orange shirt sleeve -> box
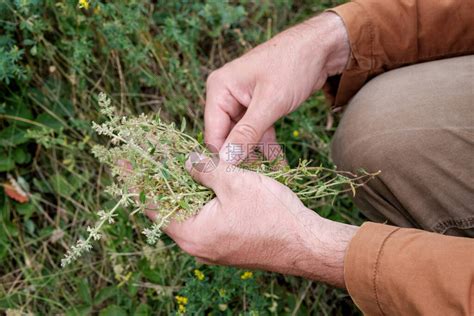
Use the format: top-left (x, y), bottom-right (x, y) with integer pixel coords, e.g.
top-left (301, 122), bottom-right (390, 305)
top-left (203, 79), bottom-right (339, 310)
top-left (344, 222), bottom-right (474, 315)
top-left (325, 0), bottom-right (474, 108)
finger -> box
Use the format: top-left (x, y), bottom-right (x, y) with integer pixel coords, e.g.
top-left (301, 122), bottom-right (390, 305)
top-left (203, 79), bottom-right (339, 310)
top-left (116, 159), bottom-right (139, 196)
top-left (195, 257), bottom-right (214, 265)
top-left (229, 121), bottom-right (287, 166)
top-left (161, 217), bottom-right (184, 238)
top-left (205, 77), bottom-right (245, 151)
top-left (259, 126), bottom-right (285, 162)
top-left (219, 89), bottom-right (282, 164)
top-left (162, 198), bottom-right (220, 261)
top-left (162, 198), bottom-right (218, 236)
top-left (116, 159), bottom-right (133, 177)
top-left (184, 153), bottom-right (233, 196)
top-left (145, 210), bottom-right (159, 222)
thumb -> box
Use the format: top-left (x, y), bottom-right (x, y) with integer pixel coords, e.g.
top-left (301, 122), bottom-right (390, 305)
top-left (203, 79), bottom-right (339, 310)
top-left (219, 92), bottom-right (282, 164)
top-left (185, 152), bottom-right (232, 196)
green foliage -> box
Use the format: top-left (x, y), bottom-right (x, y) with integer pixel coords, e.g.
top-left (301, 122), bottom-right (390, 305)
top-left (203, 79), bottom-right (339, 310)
top-left (0, 46), bottom-right (27, 83)
top-left (0, 0), bottom-right (357, 315)
top-left (177, 267), bottom-right (268, 314)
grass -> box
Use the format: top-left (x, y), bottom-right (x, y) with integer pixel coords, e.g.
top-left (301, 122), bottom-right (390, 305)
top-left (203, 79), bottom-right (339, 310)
top-left (0, 0), bottom-right (363, 314)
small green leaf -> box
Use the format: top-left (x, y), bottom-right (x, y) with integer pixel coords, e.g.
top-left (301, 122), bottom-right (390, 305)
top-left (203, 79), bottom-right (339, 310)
top-left (48, 174), bottom-right (73, 197)
top-left (179, 200), bottom-right (189, 210)
top-left (139, 191), bottom-right (147, 204)
top-left (24, 219), bottom-right (35, 235)
top-left (36, 113), bottom-right (63, 131)
top-left (65, 305), bottom-right (92, 316)
top-left (180, 116), bottom-right (186, 132)
top-left (4, 221), bottom-right (19, 237)
top-left (13, 147), bottom-right (31, 164)
top-left (161, 167), bottom-right (170, 180)
top-left (128, 273), bottom-right (140, 296)
top-left (16, 202), bottom-right (35, 218)
top-left (134, 303), bottom-right (151, 316)
top-left (147, 140), bottom-right (156, 155)
top-left (33, 178), bottom-right (51, 193)
top-left (0, 126), bottom-right (28, 147)
top-left (4, 100), bottom-right (33, 126)
top-left (78, 279), bottom-right (92, 305)
top-left (99, 304), bottom-right (127, 316)
top-left (197, 131), bottom-right (204, 144)
top-left (23, 39), bottom-right (35, 46)
top-left (93, 286), bottom-right (116, 305)
top-left (0, 154), bottom-right (15, 172)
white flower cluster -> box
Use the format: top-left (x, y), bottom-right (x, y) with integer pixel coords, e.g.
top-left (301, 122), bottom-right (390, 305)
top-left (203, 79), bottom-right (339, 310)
top-left (98, 92), bottom-right (115, 117)
top-left (61, 239), bottom-right (92, 267)
top-left (61, 196), bottom-right (126, 267)
top-left (142, 223), bottom-right (163, 245)
top-left (98, 209), bottom-right (117, 224)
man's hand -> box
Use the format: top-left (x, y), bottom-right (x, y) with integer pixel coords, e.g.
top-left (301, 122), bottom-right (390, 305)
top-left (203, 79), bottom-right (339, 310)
top-left (205, 12), bottom-right (350, 162)
top-left (147, 155), bottom-right (358, 288)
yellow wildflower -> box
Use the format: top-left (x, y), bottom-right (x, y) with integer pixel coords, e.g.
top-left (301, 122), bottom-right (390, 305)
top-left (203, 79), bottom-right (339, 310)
top-left (218, 303), bottom-right (228, 311)
top-left (78, 0), bottom-right (90, 9)
top-left (178, 304), bottom-right (186, 313)
top-left (218, 288), bottom-right (226, 297)
top-left (292, 130), bottom-right (300, 137)
top-left (194, 269), bottom-right (205, 281)
top-left (175, 295), bottom-right (188, 305)
top-left (241, 271), bottom-right (253, 280)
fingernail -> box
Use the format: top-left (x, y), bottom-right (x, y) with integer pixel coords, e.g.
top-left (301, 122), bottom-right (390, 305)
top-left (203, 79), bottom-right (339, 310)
top-left (186, 152), bottom-right (207, 171)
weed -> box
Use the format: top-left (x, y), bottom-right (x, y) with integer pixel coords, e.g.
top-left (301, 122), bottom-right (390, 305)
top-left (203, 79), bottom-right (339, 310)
top-left (61, 93), bottom-right (374, 267)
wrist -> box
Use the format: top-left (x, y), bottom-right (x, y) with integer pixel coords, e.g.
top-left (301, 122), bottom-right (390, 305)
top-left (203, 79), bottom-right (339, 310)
top-left (304, 12), bottom-right (351, 76)
top-left (291, 209), bottom-right (358, 288)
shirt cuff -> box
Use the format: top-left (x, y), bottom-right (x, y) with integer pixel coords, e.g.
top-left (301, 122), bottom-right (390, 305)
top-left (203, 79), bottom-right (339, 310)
top-left (344, 222), bottom-right (401, 315)
top-left (325, 2), bottom-right (374, 108)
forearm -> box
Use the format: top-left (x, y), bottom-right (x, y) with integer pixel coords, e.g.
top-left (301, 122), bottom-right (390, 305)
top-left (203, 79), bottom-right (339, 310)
top-left (279, 15), bottom-right (352, 285)
top-left (291, 214), bottom-right (357, 288)
top-left (301, 12), bottom-right (351, 77)
top-left (278, 12), bottom-right (350, 83)
top-left (253, 208), bottom-right (357, 289)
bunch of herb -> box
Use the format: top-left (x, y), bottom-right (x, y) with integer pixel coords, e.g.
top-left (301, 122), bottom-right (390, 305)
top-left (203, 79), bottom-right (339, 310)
top-left (62, 93), bottom-right (375, 266)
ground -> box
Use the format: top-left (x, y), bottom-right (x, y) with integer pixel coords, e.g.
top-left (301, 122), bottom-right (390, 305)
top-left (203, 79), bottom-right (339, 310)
top-left (0, 1), bottom-right (366, 314)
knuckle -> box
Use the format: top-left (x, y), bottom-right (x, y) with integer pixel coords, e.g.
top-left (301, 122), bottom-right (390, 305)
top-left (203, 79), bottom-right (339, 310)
top-left (261, 85), bottom-right (291, 111)
top-left (206, 70), bottom-right (224, 88)
top-left (254, 173), bottom-right (265, 186)
top-left (233, 123), bottom-right (259, 142)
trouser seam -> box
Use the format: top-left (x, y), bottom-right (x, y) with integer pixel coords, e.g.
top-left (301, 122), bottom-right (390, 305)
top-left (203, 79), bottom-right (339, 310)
top-left (432, 216), bottom-right (474, 234)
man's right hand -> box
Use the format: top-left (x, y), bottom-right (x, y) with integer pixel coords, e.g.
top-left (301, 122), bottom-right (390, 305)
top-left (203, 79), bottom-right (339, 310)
top-left (204, 12), bottom-right (350, 163)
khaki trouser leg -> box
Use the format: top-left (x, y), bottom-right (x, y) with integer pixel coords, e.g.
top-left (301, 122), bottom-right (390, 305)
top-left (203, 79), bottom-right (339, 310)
top-left (331, 55), bottom-right (474, 237)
